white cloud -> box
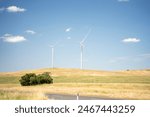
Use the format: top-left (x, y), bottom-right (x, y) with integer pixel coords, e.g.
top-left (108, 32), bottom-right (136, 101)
top-left (0, 34), bottom-right (26, 43)
top-left (118, 0), bottom-right (130, 2)
top-left (122, 38), bottom-right (141, 43)
top-left (25, 30), bottom-right (36, 34)
top-left (6, 6), bottom-right (26, 13)
top-left (65, 28), bottom-right (71, 32)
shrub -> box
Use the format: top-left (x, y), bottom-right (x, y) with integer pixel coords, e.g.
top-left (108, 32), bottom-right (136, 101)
top-left (19, 72), bottom-right (53, 86)
top-left (19, 73), bottom-right (36, 86)
top-left (36, 72), bottom-right (53, 84)
top-left (29, 76), bottom-right (38, 85)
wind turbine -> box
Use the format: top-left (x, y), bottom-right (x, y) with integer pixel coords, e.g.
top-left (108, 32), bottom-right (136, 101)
top-left (50, 45), bottom-right (54, 68)
top-left (80, 29), bottom-right (91, 70)
top-left (49, 45), bottom-right (55, 69)
top-left (49, 42), bottom-right (58, 69)
top-left (49, 39), bottom-right (64, 69)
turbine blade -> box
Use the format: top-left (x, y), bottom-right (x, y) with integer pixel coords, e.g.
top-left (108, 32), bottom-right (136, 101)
top-left (53, 38), bottom-right (65, 47)
top-left (49, 39), bottom-right (62, 48)
top-left (80, 29), bottom-right (91, 43)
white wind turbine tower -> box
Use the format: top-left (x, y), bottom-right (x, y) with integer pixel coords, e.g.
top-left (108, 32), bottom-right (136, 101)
top-left (50, 45), bottom-right (54, 68)
top-left (49, 39), bottom-right (63, 69)
top-left (49, 43), bottom-right (57, 69)
top-left (80, 29), bottom-right (91, 70)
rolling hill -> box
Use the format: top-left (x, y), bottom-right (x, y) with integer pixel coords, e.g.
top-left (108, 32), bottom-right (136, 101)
top-left (0, 68), bottom-right (150, 100)
top-left (0, 68), bottom-right (150, 77)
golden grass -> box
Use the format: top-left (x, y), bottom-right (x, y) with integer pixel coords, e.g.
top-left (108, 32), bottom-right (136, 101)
top-left (0, 89), bottom-right (47, 100)
top-left (1, 68), bottom-right (150, 77)
top-left (0, 68), bottom-right (150, 100)
top-left (0, 83), bottom-right (149, 100)
top-left (0, 84), bottom-right (48, 100)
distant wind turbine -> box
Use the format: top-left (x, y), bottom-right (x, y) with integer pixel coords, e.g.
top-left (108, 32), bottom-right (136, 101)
top-left (49, 41), bottom-right (59, 69)
top-left (80, 29), bottom-right (91, 70)
top-left (49, 39), bottom-right (64, 69)
top-left (49, 45), bottom-right (55, 69)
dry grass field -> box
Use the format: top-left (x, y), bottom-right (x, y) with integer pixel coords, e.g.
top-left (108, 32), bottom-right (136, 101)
top-left (0, 68), bottom-right (150, 100)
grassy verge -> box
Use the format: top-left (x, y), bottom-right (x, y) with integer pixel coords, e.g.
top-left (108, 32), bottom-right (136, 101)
top-left (0, 83), bottom-right (48, 100)
top-left (0, 83), bottom-right (150, 100)
top-left (0, 89), bottom-right (47, 100)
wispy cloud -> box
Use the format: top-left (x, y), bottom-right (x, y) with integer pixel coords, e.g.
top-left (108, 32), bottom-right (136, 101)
top-left (65, 27), bottom-right (71, 32)
top-left (0, 34), bottom-right (26, 43)
top-left (25, 30), bottom-right (36, 34)
top-left (0, 6), bottom-right (26, 13)
top-left (137, 53), bottom-right (150, 59)
top-left (109, 57), bottom-right (128, 63)
top-left (109, 53), bottom-right (150, 63)
top-left (122, 38), bottom-right (141, 43)
top-left (6, 6), bottom-right (26, 13)
top-left (118, 0), bottom-right (130, 2)
top-left (3, 33), bottom-right (12, 37)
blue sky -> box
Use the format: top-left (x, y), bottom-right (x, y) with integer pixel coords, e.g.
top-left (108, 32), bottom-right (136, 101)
top-left (0, 0), bottom-right (150, 72)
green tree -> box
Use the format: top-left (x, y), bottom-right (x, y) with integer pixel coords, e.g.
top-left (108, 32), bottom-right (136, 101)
top-left (19, 72), bottom-right (53, 86)
top-left (19, 73), bottom-right (36, 86)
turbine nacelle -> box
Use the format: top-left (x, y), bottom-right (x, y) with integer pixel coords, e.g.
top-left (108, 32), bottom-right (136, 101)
top-left (49, 44), bottom-right (54, 48)
top-left (80, 42), bottom-right (85, 48)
